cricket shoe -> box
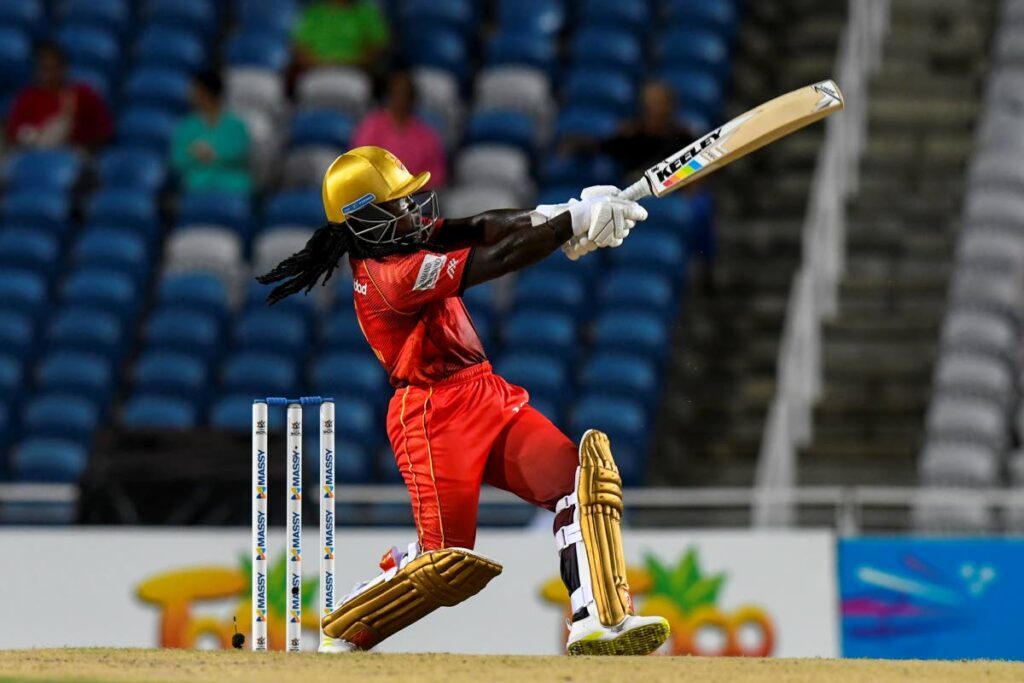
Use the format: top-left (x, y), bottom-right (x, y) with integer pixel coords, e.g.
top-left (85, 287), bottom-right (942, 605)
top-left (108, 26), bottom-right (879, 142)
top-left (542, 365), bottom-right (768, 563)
top-left (566, 613), bottom-right (670, 656)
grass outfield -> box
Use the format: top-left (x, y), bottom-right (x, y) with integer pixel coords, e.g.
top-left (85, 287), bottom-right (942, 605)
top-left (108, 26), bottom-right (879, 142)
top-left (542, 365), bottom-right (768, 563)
top-left (1, 650), bottom-right (1023, 683)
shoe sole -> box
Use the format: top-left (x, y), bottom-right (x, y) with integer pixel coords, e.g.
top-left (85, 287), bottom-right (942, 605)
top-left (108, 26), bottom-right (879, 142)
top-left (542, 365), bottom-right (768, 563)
top-left (567, 619), bottom-right (670, 657)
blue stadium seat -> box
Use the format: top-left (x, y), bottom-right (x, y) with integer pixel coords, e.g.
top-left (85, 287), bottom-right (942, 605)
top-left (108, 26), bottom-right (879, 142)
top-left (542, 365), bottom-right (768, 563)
top-left (46, 307), bottom-right (124, 360)
top-left (593, 310), bottom-right (669, 357)
top-left (569, 28), bottom-right (642, 76)
top-left (398, 0), bottom-right (476, 36)
top-left (144, 0), bottom-right (217, 37)
top-left (321, 308), bottom-right (367, 351)
top-left (666, 0), bottom-right (738, 40)
top-left (466, 308), bottom-right (493, 349)
top-left (503, 310), bottom-right (576, 357)
top-left (263, 190), bottom-right (325, 230)
top-left (462, 280), bottom-right (500, 313)
top-left (56, 25), bottom-right (120, 77)
top-left (659, 68), bottom-right (724, 121)
top-left (497, 0), bottom-right (564, 37)
top-left (289, 110), bottom-right (354, 149)
top-left (122, 67), bottom-right (191, 114)
top-left (643, 196), bottom-right (695, 232)
top-left (36, 351), bottom-right (113, 400)
top-left (97, 147), bottom-right (167, 192)
top-left (541, 154), bottom-right (619, 188)
top-left (225, 29), bottom-right (289, 70)
top-left (0, 353), bottom-right (22, 394)
top-left (62, 0), bottom-right (130, 35)
top-left (237, 0), bottom-right (297, 35)
top-left (0, 401), bottom-right (10, 462)
top-left (210, 393), bottom-right (255, 432)
top-left (332, 396), bottom-right (376, 445)
top-left (309, 352), bottom-right (389, 402)
top-left (555, 107), bottom-right (620, 141)
top-left (530, 248), bottom-right (600, 284)
top-left (117, 106), bottom-right (179, 153)
top-left (485, 31), bottom-right (556, 73)
top-left (158, 273), bottom-right (229, 319)
top-left (403, 29), bottom-right (468, 83)
top-left (334, 438), bottom-right (373, 484)
top-left (466, 110), bottom-right (536, 152)
top-left (0, 28), bottom-right (31, 92)
top-left (69, 65), bottom-right (111, 100)
top-left (512, 270), bottom-right (585, 316)
top-left (608, 229), bottom-right (687, 281)
top-left (10, 438), bottom-right (89, 482)
top-left (0, 269), bottom-right (46, 316)
top-left (563, 69), bottom-right (636, 117)
top-left (60, 268), bottom-right (137, 317)
top-left (1, 191), bottom-right (71, 232)
top-left (247, 280), bottom-right (317, 325)
top-left (136, 27), bottom-right (206, 73)
top-left (0, 309), bottom-right (32, 360)
top-left (85, 189), bottom-right (158, 233)
top-left (0, 228), bottom-right (60, 275)
top-left (72, 228), bottom-right (149, 282)
top-left (579, 0), bottom-right (651, 36)
top-left (494, 352), bottom-right (568, 399)
top-left (134, 352), bottom-right (208, 402)
top-left (0, 0), bottom-right (43, 37)
top-left (22, 393), bottom-right (100, 446)
top-left (145, 308), bottom-right (221, 359)
top-left (221, 352), bottom-right (298, 397)
top-left (598, 270), bottom-right (676, 316)
top-left (121, 394), bottom-right (197, 429)
top-left (580, 352), bottom-right (659, 406)
top-left (4, 149), bottom-right (82, 192)
top-left (178, 192), bottom-right (252, 236)
top-left (570, 395), bottom-right (647, 451)
top-left (527, 395), bottom-right (561, 424)
top-left (233, 309), bottom-right (310, 357)
top-left (657, 28), bottom-right (731, 80)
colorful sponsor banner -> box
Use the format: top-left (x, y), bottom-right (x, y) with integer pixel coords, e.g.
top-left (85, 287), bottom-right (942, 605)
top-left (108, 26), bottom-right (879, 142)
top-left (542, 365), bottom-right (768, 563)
top-left (840, 538), bottom-right (1024, 660)
top-left (0, 528), bottom-right (836, 656)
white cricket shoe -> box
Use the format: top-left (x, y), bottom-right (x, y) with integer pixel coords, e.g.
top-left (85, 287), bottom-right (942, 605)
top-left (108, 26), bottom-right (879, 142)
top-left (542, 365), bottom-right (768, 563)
top-left (566, 613), bottom-right (670, 656)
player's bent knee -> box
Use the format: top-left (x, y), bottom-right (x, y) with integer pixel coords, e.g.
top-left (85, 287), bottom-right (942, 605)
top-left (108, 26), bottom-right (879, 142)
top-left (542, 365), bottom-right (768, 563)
top-left (321, 545), bottom-right (502, 650)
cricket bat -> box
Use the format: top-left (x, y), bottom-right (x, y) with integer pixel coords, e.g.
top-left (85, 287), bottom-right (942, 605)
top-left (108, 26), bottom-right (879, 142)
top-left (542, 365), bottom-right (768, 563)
top-left (621, 80), bottom-right (844, 201)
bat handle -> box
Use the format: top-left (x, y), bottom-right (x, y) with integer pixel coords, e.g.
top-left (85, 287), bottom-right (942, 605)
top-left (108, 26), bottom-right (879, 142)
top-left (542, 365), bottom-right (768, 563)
top-left (621, 178), bottom-right (652, 202)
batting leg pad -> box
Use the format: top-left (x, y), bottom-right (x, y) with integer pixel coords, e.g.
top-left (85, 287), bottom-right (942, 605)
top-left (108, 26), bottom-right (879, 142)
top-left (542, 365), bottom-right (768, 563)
top-left (321, 548), bottom-right (502, 650)
top-left (554, 429), bottom-right (633, 627)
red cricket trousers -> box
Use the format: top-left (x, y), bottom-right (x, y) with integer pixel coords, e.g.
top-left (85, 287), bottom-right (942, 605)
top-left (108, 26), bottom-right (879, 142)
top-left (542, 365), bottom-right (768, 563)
top-left (385, 362), bottom-right (579, 550)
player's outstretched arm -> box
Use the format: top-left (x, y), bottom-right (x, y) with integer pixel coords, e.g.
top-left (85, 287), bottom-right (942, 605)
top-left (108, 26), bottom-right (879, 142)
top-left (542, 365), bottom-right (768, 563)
top-left (435, 210), bottom-right (538, 248)
top-left (461, 196), bottom-right (647, 288)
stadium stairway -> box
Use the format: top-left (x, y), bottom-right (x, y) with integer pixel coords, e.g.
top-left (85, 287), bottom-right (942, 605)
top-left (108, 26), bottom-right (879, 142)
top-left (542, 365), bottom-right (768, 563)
top-left (798, 0), bottom-right (996, 486)
top-left (656, 0), bottom-right (846, 486)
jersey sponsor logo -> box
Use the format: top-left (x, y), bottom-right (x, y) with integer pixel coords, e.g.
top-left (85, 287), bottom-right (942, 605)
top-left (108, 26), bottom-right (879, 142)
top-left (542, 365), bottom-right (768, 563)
top-left (342, 192), bottom-right (376, 215)
top-left (413, 253), bottom-right (447, 291)
top-left (446, 257), bottom-right (460, 280)
top-left (353, 279), bottom-right (367, 295)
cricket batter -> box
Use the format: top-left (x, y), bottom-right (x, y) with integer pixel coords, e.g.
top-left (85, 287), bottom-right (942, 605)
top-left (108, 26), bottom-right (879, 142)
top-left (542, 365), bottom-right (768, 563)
top-left (258, 146), bottom-right (669, 655)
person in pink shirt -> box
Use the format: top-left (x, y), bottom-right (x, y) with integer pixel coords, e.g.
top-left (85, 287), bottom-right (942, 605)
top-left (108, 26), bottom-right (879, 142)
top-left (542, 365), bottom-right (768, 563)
top-left (352, 68), bottom-right (447, 189)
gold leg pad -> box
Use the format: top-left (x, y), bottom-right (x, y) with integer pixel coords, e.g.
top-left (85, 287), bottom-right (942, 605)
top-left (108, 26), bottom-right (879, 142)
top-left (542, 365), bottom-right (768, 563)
top-left (321, 548), bottom-right (502, 650)
top-left (579, 430), bottom-right (632, 626)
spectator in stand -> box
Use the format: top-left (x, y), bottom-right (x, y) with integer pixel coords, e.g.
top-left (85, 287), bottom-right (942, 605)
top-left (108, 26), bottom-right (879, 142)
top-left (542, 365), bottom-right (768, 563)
top-left (293, 0), bottom-right (390, 71)
top-left (5, 43), bottom-right (113, 150)
top-left (170, 70), bottom-right (252, 195)
top-left (352, 67), bottom-right (446, 189)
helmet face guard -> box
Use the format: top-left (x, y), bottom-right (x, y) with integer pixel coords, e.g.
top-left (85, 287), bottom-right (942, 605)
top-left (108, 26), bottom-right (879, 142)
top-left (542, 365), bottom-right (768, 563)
top-left (344, 191), bottom-right (439, 247)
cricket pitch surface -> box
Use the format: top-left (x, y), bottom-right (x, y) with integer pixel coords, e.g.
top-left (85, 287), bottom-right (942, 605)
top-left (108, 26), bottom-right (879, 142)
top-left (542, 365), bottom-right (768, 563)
top-left (2, 649), bottom-right (1023, 683)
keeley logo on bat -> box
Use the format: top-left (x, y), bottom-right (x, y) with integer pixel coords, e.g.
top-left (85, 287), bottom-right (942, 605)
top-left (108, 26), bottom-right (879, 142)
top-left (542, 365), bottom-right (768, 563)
top-left (653, 128), bottom-right (723, 183)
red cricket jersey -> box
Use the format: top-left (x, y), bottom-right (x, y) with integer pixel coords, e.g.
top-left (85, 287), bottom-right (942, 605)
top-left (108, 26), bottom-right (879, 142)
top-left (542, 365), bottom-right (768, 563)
top-left (350, 241), bottom-right (486, 388)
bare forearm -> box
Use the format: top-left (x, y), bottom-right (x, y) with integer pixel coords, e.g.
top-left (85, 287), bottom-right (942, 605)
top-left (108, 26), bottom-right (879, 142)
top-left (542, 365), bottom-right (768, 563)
top-left (463, 213), bottom-right (573, 287)
top-left (436, 210), bottom-right (535, 247)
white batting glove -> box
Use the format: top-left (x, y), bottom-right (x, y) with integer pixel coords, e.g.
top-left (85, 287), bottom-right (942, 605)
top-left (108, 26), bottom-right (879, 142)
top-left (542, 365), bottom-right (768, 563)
top-left (587, 197), bottom-right (647, 248)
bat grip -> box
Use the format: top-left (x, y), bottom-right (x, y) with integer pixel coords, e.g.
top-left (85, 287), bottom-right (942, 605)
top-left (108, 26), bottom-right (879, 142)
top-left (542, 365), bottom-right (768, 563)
top-left (621, 178), bottom-right (652, 202)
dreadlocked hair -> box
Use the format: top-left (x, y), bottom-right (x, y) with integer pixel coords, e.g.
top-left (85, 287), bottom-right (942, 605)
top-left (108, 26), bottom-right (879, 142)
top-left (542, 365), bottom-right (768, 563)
top-left (256, 220), bottom-right (447, 305)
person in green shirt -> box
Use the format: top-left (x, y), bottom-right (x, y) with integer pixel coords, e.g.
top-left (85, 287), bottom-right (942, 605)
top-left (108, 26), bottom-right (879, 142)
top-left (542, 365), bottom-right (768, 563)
top-left (170, 71), bottom-right (252, 196)
top-left (293, 0), bottom-right (390, 69)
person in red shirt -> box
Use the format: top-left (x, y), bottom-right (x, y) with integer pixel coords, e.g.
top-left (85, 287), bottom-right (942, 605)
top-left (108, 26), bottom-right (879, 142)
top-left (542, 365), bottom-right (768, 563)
top-left (5, 43), bottom-right (113, 150)
top-left (258, 146), bottom-right (668, 655)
